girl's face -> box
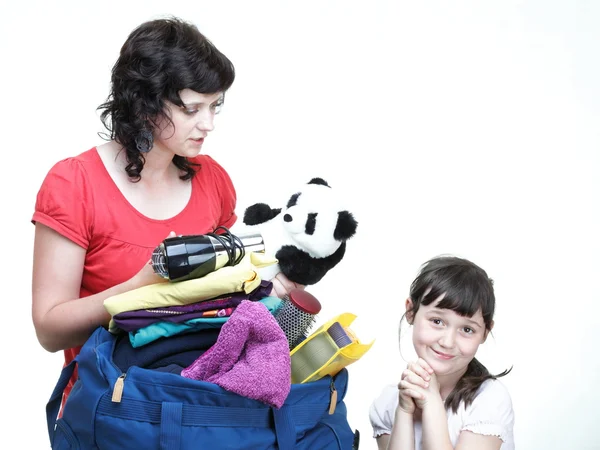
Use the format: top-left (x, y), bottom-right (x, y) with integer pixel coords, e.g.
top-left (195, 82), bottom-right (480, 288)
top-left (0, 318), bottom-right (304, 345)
top-left (154, 89), bottom-right (224, 158)
top-left (407, 296), bottom-right (490, 378)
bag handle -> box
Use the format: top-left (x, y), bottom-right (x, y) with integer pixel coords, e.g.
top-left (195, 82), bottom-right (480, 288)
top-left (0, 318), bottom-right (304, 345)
top-left (155, 401), bottom-right (297, 450)
top-left (160, 402), bottom-right (183, 450)
top-left (273, 405), bottom-right (296, 450)
top-left (46, 358), bottom-right (77, 441)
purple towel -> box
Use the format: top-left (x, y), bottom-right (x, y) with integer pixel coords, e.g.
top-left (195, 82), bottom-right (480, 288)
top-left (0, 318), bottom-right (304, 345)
top-left (181, 300), bottom-right (291, 408)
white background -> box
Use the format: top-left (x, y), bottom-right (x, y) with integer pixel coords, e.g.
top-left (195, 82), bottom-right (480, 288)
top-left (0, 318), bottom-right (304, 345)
top-left (0, 1), bottom-right (598, 449)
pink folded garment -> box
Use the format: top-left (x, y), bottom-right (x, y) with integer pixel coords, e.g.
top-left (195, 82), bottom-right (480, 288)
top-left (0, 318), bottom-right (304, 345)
top-left (181, 299), bottom-right (291, 408)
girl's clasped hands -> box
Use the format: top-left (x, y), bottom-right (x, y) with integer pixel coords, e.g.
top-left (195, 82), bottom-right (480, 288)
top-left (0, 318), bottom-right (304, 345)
top-left (398, 358), bottom-right (440, 414)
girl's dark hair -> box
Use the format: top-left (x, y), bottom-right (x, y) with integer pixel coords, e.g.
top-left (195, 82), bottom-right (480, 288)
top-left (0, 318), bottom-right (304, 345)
top-left (406, 255), bottom-right (511, 413)
top-left (98, 17), bottom-right (235, 181)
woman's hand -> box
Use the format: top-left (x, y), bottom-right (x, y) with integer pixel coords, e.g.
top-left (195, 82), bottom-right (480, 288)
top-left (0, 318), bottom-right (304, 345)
top-left (270, 271), bottom-right (305, 299)
top-left (398, 358), bottom-right (441, 410)
top-left (128, 231), bottom-right (176, 290)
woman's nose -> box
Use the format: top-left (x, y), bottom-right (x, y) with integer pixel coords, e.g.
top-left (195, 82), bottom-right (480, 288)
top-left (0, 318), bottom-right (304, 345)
top-left (196, 110), bottom-right (215, 132)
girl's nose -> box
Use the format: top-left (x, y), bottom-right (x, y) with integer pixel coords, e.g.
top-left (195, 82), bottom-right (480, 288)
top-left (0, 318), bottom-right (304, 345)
top-left (439, 330), bottom-right (456, 348)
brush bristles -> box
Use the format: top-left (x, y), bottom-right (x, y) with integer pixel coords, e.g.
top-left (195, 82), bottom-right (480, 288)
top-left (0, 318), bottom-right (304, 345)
top-left (275, 296), bottom-right (317, 350)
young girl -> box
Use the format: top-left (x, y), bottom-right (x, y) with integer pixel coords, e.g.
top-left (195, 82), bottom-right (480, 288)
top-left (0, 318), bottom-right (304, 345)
top-left (369, 256), bottom-right (514, 450)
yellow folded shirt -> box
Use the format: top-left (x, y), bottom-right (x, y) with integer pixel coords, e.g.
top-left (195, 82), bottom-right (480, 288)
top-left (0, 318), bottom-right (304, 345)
top-left (104, 252), bottom-right (277, 323)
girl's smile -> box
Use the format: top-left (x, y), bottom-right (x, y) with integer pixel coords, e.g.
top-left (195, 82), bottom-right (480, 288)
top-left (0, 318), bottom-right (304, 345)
top-left (407, 297), bottom-right (489, 377)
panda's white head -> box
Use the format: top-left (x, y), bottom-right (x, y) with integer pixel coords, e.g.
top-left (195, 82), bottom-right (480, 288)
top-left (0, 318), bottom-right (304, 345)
top-left (282, 178), bottom-right (358, 259)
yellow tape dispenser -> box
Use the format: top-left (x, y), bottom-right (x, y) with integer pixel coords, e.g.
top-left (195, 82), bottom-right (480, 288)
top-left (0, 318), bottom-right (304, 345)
top-left (290, 312), bottom-right (374, 384)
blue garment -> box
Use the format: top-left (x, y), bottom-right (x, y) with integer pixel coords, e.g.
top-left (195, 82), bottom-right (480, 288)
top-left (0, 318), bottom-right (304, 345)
top-left (129, 296), bottom-right (282, 347)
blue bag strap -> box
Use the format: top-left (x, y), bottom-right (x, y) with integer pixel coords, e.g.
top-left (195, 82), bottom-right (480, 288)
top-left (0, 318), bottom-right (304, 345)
top-left (160, 402), bottom-right (183, 450)
top-left (151, 401), bottom-right (296, 450)
top-left (273, 405), bottom-right (296, 450)
top-left (46, 358), bottom-right (77, 441)
top-left (98, 393), bottom-right (326, 428)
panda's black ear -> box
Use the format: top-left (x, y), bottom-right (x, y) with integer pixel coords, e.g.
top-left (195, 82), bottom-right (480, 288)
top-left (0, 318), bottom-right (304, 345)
top-left (243, 203), bottom-right (282, 225)
top-left (334, 211), bottom-right (358, 241)
top-left (308, 178), bottom-right (330, 188)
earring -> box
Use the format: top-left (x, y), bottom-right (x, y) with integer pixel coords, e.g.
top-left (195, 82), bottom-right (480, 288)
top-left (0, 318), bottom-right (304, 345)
top-left (135, 129), bottom-right (154, 153)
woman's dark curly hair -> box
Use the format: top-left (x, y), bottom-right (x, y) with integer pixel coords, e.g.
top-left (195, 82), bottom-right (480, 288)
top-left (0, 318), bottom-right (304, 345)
top-left (98, 17), bottom-right (235, 181)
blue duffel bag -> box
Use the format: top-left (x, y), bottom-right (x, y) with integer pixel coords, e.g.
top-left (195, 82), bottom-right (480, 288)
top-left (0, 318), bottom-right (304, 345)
top-left (47, 326), bottom-right (358, 449)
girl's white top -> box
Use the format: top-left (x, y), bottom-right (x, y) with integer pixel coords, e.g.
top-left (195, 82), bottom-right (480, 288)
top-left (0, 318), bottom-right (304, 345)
top-left (369, 379), bottom-right (515, 449)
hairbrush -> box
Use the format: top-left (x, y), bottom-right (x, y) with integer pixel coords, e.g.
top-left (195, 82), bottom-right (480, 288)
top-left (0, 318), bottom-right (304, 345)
top-left (274, 288), bottom-right (321, 350)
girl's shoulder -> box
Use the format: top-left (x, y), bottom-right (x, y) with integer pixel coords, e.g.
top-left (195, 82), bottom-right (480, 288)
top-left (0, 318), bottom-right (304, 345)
top-left (369, 384), bottom-right (399, 437)
top-left (460, 378), bottom-right (514, 425)
top-left (476, 378), bottom-right (513, 405)
top-left (456, 379), bottom-right (515, 446)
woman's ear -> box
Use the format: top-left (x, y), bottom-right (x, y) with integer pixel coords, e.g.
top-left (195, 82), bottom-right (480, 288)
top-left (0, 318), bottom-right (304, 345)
top-left (405, 298), bottom-right (414, 324)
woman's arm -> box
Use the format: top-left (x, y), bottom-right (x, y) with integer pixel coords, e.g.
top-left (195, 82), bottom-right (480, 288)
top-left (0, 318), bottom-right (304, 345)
top-left (32, 224), bottom-right (165, 352)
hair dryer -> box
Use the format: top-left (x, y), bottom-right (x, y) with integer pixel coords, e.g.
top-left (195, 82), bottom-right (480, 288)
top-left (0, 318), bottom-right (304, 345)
top-left (151, 227), bottom-right (265, 282)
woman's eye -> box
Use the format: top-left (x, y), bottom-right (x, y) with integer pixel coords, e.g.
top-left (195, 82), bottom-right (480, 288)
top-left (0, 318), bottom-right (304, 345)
top-left (211, 102), bottom-right (223, 114)
top-left (184, 108), bottom-right (199, 115)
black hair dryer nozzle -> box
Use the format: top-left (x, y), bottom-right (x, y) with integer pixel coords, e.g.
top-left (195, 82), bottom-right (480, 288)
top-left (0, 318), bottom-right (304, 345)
top-left (151, 228), bottom-right (264, 282)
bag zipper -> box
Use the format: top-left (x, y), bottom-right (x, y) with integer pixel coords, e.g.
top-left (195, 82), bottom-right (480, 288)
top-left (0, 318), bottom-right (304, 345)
top-left (111, 373), bottom-right (126, 403)
top-left (328, 378), bottom-right (337, 415)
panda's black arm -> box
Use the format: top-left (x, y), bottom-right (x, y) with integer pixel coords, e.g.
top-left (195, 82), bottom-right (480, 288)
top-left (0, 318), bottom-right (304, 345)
top-left (276, 244), bottom-right (346, 286)
top-left (243, 203), bottom-right (282, 225)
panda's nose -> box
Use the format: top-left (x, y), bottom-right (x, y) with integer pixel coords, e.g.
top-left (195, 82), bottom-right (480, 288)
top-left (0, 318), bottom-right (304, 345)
top-left (284, 214), bottom-right (292, 222)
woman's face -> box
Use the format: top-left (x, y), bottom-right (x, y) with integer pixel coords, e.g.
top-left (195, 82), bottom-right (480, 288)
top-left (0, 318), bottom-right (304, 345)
top-left (154, 89), bottom-right (224, 158)
top-left (407, 296), bottom-right (490, 378)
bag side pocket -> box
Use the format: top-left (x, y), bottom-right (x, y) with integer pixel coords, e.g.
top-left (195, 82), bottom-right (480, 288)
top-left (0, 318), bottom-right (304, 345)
top-left (52, 419), bottom-right (80, 450)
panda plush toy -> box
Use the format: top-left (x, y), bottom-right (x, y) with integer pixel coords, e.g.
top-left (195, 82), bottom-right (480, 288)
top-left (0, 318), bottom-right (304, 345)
top-left (238, 177), bottom-right (358, 286)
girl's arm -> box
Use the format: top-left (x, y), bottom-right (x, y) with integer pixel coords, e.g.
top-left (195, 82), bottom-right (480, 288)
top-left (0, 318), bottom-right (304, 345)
top-left (455, 431), bottom-right (502, 450)
top-left (32, 224), bottom-right (167, 352)
top-left (398, 359), bottom-right (452, 450)
top-left (387, 408), bottom-right (415, 450)
top-left (376, 434), bottom-right (390, 450)
top-left (420, 396), bottom-right (453, 450)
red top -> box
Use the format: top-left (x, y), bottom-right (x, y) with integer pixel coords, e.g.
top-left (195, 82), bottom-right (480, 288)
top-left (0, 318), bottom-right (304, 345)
top-left (32, 147), bottom-right (237, 403)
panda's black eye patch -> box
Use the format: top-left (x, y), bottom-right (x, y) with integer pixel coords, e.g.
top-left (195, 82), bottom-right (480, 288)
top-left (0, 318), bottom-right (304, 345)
top-left (287, 193), bottom-right (301, 208)
top-left (305, 213), bottom-right (317, 235)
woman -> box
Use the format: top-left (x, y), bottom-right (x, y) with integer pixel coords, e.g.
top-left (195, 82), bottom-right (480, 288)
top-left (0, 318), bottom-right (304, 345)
top-left (32, 16), bottom-right (298, 407)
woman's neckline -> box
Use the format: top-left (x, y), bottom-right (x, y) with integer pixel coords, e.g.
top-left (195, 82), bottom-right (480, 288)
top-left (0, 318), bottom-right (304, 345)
top-left (92, 145), bottom-right (195, 223)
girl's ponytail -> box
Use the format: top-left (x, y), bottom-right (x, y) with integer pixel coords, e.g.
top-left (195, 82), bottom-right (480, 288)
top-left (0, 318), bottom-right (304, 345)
top-left (445, 358), bottom-right (511, 413)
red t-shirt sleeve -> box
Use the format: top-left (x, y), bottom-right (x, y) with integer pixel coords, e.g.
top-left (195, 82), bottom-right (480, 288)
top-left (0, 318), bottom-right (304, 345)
top-left (205, 155), bottom-right (237, 229)
top-left (32, 158), bottom-right (94, 248)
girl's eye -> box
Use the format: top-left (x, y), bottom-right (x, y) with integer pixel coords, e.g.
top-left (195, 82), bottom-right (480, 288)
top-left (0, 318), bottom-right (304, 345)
top-left (183, 108), bottom-right (199, 116)
top-left (431, 318), bottom-right (443, 326)
top-left (463, 327), bottom-right (474, 334)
